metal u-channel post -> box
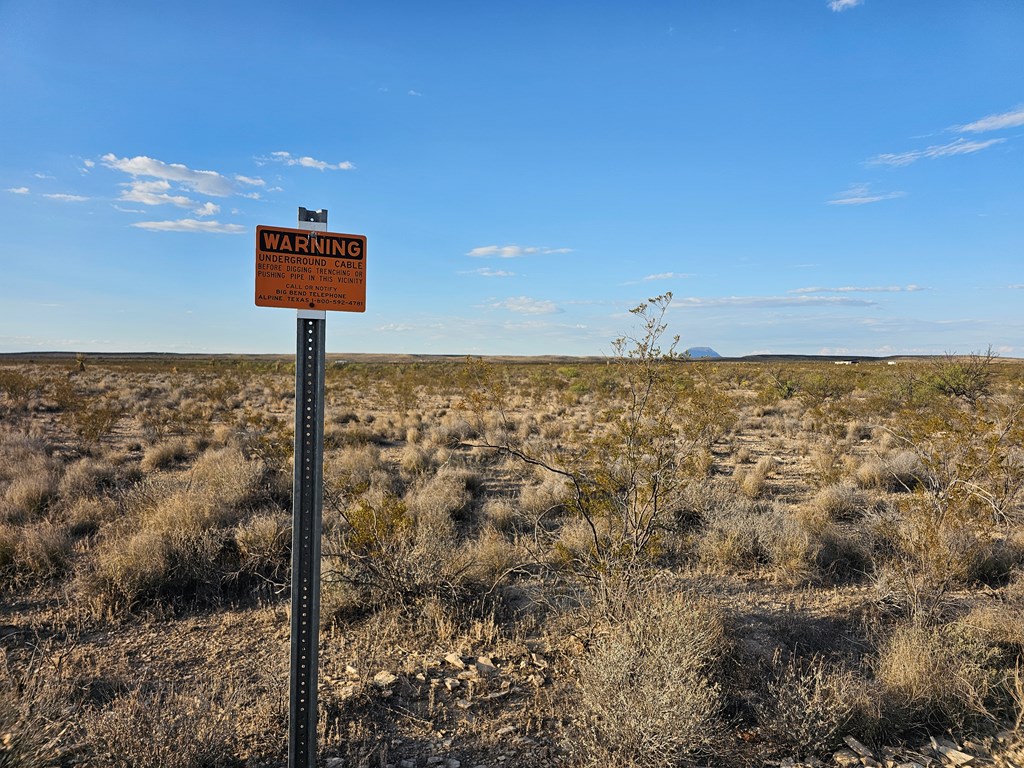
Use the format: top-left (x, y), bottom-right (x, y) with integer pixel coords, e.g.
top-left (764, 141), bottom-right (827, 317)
top-left (289, 207), bottom-right (328, 768)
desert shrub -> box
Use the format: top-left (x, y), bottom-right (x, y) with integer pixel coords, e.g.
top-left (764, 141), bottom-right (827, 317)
top-left (927, 349), bottom-right (996, 404)
top-left (57, 457), bottom-right (120, 501)
top-left (808, 442), bottom-right (845, 488)
top-left (698, 502), bottom-right (778, 571)
top-left (811, 484), bottom-right (867, 522)
top-left (189, 446), bottom-right (265, 510)
top-left (326, 489), bottom-right (469, 609)
top-left (12, 521), bottom-right (72, 581)
top-left (64, 396), bottom-right (123, 447)
top-left (325, 444), bottom-right (385, 492)
top-left (875, 620), bottom-right (999, 730)
top-left (140, 439), bottom-right (191, 472)
top-left (398, 443), bottom-right (433, 476)
top-left (480, 497), bottom-right (524, 533)
top-left (86, 686), bottom-right (240, 768)
top-left (518, 474), bottom-right (571, 518)
top-left (571, 588), bottom-right (725, 767)
top-left (754, 653), bottom-right (880, 755)
top-left (1, 471), bottom-right (57, 522)
top-left (735, 456), bottom-right (776, 499)
top-left (464, 524), bottom-right (518, 588)
top-left (883, 449), bottom-right (928, 491)
top-left (235, 510), bottom-right (290, 584)
top-left (0, 368), bottom-right (38, 410)
top-left (0, 670), bottom-right (74, 768)
top-left (65, 496), bottom-right (117, 537)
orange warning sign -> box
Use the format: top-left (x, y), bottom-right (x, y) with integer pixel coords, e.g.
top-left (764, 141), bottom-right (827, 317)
top-left (255, 225), bottom-right (366, 312)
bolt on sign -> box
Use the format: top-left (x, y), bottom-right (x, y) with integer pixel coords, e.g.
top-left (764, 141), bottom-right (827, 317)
top-left (255, 225), bottom-right (367, 312)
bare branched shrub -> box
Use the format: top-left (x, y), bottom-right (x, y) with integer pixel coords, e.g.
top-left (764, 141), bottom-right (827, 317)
top-left (571, 588), bottom-right (725, 766)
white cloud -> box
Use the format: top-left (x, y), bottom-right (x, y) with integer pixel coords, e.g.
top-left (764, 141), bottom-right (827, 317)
top-left (101, 154), bottom-right (235, 196)
top-left (466, 268), bottom-right (516, 277)
top-left (956, 107), bottom-right (1024, 133)
top-left (677, 295), bottom-right (878, 308)
top-left (492, 296), bottom-right (563, 314)
top-left (644, 272), bottom-right (691, 281)
top-left (131, 219), bottom-right (245, 234)
top-left (82, 159), bottom-right (95, 168)
top-left (790, 285), bottom-right (922, 294)
top-left (5, 187), bottom-right (29, 194)
top-left (268, 151), bottom-right (354, 171)
top-left (194, 202), bottom-right (220, 217)
top-left (234, 174), bottom-right (265, 186)
top-left (408, 90), bottom-right (423, 97)
top-left (120, 179), bottom-right (193, 208)
top-left (828, 183), bottom-right (905, 205)
top-left (869, 138), bottom-right (1004, 166)
top-left (467, 244), bottom-right (573, 258)
top-left (1010, 284), bottom-right (1024, 289)
top-left (34, 173), bottom-right (55, 180)
top-left (43, 193), bottom-right (89, 202)
top-left (828, 0), bottom-right (862, 10)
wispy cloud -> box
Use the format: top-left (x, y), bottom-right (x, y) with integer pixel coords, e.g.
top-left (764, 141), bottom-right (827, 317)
top-left (43, 193), bottom-right (89, 202)
top-left (465, 268), bottom-right (516, 277)
top-left (467, 244), bottom-right (572, 258)
top-left (120, 179), bottom-right (194, 208)
top-left (828, 183), bottom-right (905, 205)
top-left (955, 107), bottom-right (1024, 133)
top-left (828, 0), bottom-right (862, 10)
top-left (644, 272), bottom-right (691, 281)
top-left (5, 187), bottom-right (29, 195)
top-left (869, 138), bottom-right (1004, 167)
top-left (491, 296), bottom-right (563, 314)
top-left (131, 219), bottom-right (246, 234)
top-left (234, 174), bottom-right (265, 187)
top-left (677, 295), bottom-right (878, 308)
top-left (34, 173), bottom-right (55, 180)
top-left (790, 284), bottom-right (922, 294)
top-left (407, 90), bottom-right (423, 97)
top-left (1010, 284), bottom-right (1024, 290)
top-left (267, 151), bottom-right (354, 171)
top-left (101, 154), bottom-right (241, 196)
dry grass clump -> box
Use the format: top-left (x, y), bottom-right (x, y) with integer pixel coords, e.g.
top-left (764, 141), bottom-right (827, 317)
top-left (0, 668), bottom-right (74, 768)
top-left (139, 438), bottom-right (192, 472)
top-left (326, 443), bottom-right (386, 491)
top-left (79, 447), bottom-right (270, 609)
top-left (810, 483), bottom-right (867, 522)
top-left (571, 587), bottom-right (726, 767)
top-left (755, 653), bottom-right (880, 755)
top-left (84, 686), bottom-right (240, 768)
top-left (234, 510), bottom-right (290, 585)
top-left (876, 620), bottom-right (1000, 729)
top-left (57, 456), bottom-right (121, 501)
top-left (518, 473), bottom-right (571, 517)
top-left (858, 450), bottom-right (928, 491)
top-left (734, 456), bottom-right (776, 499)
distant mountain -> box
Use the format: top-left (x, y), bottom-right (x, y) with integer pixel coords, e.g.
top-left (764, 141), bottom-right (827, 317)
top-left (685, 347), bottom-right (721, 359)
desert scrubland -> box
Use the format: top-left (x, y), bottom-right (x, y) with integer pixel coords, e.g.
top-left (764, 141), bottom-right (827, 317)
top-left (2, 305), bottom-right (1024, 767)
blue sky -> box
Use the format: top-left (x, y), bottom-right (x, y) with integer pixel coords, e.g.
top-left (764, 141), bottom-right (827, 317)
top-left (1, 1), bottom-right (1022, 357)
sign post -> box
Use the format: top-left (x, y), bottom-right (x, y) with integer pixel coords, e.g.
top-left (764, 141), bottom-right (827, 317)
top-left (256, 207), bottom-right (366, 768)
